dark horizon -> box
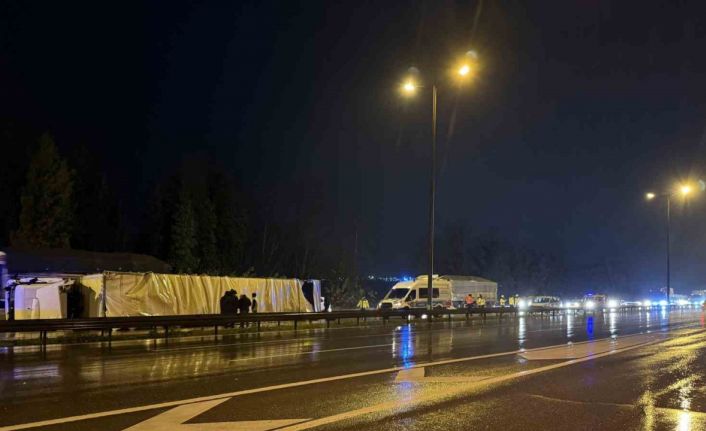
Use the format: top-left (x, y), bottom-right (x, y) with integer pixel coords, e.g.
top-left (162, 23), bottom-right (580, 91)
top-left (2, 1), bottom-right (706, 296)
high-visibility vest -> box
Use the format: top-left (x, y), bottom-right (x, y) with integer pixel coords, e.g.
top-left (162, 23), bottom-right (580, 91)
top-left (499, 297), bottom-right (506, 305)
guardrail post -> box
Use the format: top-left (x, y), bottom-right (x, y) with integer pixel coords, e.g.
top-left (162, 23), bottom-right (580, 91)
top-left (294, 320), bottom-right (298, 331)
top-left (108, 328), bottom-right (112, 350)
top-left (356, 316), bottom-right (360, 326)
top-left (214, 325), bottom-right (218, 342)
top-left (326, 319), bottom-right (330, 328)
top-left (257, 321), bottom-right (261, 332)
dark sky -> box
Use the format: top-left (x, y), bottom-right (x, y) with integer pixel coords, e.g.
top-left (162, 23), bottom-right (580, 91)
top-left (2, 1), bottom-right (706, 293)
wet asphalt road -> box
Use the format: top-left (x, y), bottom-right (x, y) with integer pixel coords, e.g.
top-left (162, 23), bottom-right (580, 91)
top-left (0, 308), bottom-right (704, 430)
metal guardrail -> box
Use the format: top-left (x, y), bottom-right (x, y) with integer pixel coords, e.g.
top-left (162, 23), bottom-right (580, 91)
top-left (0, 304), bottom-right (690, 349)
top-left (0, 307), bottom-right (519, 347)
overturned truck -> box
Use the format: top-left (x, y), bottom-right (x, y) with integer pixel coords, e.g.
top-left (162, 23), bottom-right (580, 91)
top-left (79, 272), bottom-right (323, 317)
top-left (2, 249), bottom-right (323, 319)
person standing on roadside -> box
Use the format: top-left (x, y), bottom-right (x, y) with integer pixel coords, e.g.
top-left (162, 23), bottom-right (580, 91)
top-left (219, 291), bottom-right (229, 315)
top-left (464, 293), bottom-right (475, 317)
top-left (251, 292), bottom-right (258, 313)
top-left (220, 290), bottom-right (238, 328)
top-left (239, 293), bottom-right (252, 327)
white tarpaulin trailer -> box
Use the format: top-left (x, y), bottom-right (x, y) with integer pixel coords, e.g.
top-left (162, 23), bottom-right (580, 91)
top-left (11, 278), bottom-right (68, 320)
top-left (79, 272), bottom-right (317, 317)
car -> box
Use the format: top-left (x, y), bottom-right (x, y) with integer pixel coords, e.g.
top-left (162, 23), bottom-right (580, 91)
top-left (582, 294), bottom-right (608, 310)
top-left (563, 299), bottom-right (582, 309)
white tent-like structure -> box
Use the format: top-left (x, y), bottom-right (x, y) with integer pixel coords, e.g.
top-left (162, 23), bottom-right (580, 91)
top-left (12, 278), bottom-right (68, 320)
top-left (78, 272), bottom-right (318, 317)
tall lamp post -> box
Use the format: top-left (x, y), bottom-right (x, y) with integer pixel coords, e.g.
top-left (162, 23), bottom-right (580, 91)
top-left (400, 51), bottom-right (477, 313)
top-left (645, 183), bottom-right (695, 306)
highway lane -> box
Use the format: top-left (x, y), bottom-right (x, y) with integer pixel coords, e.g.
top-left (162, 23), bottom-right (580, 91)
top-left (325, 324), bottom-right (706, 431)
top-left (0, 308), bottom-right (703, 430)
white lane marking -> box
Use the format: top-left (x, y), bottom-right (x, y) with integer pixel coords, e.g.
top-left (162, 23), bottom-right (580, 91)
top-left (123, 398), bottom-right (307, 431)
top-left (277, 337), bottom-right (662, 430)
top-left (520, 332), bottom-right (658, 360)
top-left (228, 343), bottom-right (394, 362)
top-left (0, 350), bottom-right (524, 431)
top-left (527, 393), bottom-right (706, 416)
top-left (0, 330), bottom-right (687, 431)
top-left (394, 367), bottom-right (488, 383)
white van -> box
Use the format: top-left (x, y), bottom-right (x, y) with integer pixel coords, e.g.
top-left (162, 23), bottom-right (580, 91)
top-left (378, 275), bottom-right (497, 310)
top-left (377, 278), bottom-right (451, 310)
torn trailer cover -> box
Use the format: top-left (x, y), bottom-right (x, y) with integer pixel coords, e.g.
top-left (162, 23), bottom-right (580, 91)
top-left (78, 272), bottom-right (320, 317)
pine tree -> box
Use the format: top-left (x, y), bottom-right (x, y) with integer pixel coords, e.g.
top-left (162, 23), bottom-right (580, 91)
top-left (169, 186), bottom-right (198, 273)
top-left (210, 172), bottom-right (247, 275)
top-left (13, 133), bottom-right (74, 248)
top-left (70, 144), bottom-right (122, 251)
top-left (195, 194), bottom-right (218, 274)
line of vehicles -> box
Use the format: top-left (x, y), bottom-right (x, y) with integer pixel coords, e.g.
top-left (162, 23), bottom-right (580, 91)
top-left (517, 294), bottom-right (706, 311)
top-left (377, 275), bottom-right (706, 311)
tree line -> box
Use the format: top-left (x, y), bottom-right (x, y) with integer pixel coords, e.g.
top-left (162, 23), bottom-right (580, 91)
top-left (0, 130), bottom-right (365, 304)
top-left (434, 224), bottom-right (565, 296)
top-left (1, 130), bottom-right (565, 303)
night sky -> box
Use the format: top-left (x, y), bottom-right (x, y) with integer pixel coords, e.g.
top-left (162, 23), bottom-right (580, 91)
top-left (2, 1), bottom-right (706, 293)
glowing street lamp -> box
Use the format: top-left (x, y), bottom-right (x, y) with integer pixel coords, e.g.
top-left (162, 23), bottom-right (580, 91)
top-left (400, 51), bottom-right (478, 314)
top-left (644, 181), bottom-right (701, 305)
top-left (458, 64), bottom-right (470, 76)
top-left (402, 80), bottom-right (416, 95)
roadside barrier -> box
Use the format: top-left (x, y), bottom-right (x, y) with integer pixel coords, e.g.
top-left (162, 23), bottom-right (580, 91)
top-left (0, 304), bottom-right (674, 349)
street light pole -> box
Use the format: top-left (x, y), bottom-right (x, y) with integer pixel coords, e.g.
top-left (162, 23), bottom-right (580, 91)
top-left (666, 194), bottom-right (671, 306)
top-left (646, 183), bottom-right (698, 306)
top-left (400, 52), bottom-right (476, 314)
top-left (427, 85), bottom-right (437, 314)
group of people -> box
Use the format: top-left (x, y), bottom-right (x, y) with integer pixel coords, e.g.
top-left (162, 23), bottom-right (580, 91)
top-left (464, 293), bottom-right (486, 309)
top-left (464, 293), bottom-right (520, 312)
top-left (219, 289), bottom-right (258, 317)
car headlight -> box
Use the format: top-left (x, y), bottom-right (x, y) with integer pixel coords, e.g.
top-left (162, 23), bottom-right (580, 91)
top-left (585, 300), bottom-right (595, 310)
top-left (607, 299), bottom-right (618, 308)
top-left (643, 300), bottom-right (651, 307)
top-left (518, 300), bottom-right (527, 309)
